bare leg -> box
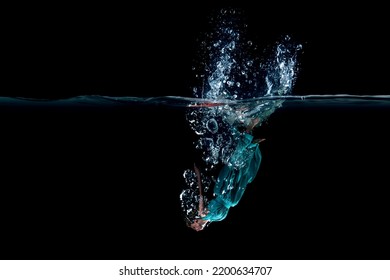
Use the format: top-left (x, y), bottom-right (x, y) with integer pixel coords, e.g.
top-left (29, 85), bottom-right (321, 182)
top-left (193, 163), bottom-right (205, 217)
top-left (188, 164), bottom-right (209, 231)
top-left (188, 102), bottom-right (226, 108)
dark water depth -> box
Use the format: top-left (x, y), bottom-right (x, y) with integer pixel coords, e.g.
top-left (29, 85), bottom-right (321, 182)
top-left (1, 94), bottom-right (389, 260)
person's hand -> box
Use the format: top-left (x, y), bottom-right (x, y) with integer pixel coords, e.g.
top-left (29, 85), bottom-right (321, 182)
top-left (253, 138), bottom-right (266, 144)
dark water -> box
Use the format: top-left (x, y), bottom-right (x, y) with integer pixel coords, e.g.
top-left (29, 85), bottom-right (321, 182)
top-left (1, 95), bottom-right (389, 260)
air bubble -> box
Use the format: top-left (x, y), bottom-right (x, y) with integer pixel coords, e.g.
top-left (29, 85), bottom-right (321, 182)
top-left (206, 118), bottom-right (218, 134)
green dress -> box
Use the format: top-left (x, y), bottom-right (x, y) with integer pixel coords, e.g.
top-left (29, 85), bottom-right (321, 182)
top-left (203, 132), bottom-right (262, 222)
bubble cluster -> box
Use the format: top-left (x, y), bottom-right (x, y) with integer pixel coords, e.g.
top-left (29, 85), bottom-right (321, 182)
top-left (186, 106), bottom-right (239, 167)
top-left (263, 35), bottom-right (303, 97)
top-left (192, 8), bottom-right (262, 101)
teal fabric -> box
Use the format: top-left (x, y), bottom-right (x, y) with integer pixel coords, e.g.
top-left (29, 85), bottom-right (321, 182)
top-left (203, 132), bottom-right (262, 222)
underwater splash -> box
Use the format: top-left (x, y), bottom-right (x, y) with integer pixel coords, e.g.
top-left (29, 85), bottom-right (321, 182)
top-left (1, 8), bottom-right (389, 233)
top-left (179, 8), bottom-right (302, 229)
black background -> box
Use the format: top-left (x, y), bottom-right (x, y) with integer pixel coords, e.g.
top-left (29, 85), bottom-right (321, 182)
top-left (2, 2), bottom-right (389, 260)
top-left (5, 2), bottom-right (390, 98)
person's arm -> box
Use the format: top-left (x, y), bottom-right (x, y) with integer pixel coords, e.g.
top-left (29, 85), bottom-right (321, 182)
top-left (188, 102), bottom-right (226, 108)
top-left (245, 117), bottom-right (260, 133)
top-left (193, 163), bottom-right (206, 217)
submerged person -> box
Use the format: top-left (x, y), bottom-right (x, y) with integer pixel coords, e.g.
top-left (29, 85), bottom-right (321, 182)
top-left (188, 118), bottom-right (264, 231)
